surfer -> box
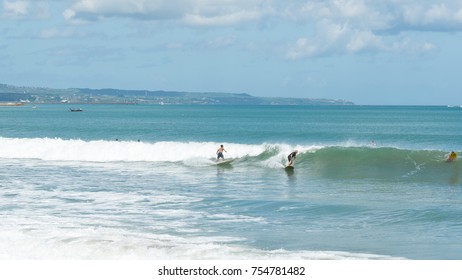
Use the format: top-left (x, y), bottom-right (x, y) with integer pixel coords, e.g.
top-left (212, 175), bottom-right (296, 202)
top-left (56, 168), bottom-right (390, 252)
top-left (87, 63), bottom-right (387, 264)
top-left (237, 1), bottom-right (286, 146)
top-left (447, 151), bottom-right (457, 162)
top-left (216, 145), bottom-right (227, 161)
top-left (287, 150), bottom-right (298, 167)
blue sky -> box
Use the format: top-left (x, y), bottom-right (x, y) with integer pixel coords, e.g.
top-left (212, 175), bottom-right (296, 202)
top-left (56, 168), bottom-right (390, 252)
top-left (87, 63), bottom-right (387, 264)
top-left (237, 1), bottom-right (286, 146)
top-left (1, 0), bottom-right (462, 105)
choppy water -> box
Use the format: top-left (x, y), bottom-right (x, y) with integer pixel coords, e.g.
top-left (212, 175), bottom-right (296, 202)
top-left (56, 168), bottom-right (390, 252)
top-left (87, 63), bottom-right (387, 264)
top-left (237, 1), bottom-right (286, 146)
top-left (1, 104), bottom-right (461, 259)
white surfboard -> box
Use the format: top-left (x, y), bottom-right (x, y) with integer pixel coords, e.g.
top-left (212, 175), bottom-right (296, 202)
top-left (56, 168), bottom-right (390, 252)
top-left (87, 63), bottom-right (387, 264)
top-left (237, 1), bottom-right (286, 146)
top-left (215, 158), bottom-right (235, 165)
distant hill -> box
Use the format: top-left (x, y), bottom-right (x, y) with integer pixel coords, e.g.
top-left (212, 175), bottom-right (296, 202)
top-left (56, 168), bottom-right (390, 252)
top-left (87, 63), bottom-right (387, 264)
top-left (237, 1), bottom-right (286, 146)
top-left (0, 83), bottom-right (354, 106)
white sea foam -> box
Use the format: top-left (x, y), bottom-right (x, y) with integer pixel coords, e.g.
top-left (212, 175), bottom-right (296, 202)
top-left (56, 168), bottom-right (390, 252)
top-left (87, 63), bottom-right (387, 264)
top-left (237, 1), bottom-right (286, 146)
top-left (0, 137), bottom-right (322, 164)
top-left (0, 222), bottom-right (396, 260)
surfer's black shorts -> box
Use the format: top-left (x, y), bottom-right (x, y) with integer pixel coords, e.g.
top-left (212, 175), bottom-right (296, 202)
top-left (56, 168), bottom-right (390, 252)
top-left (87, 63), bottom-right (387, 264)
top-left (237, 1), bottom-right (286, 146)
top-left (217, 152), bottom-right (224, 159)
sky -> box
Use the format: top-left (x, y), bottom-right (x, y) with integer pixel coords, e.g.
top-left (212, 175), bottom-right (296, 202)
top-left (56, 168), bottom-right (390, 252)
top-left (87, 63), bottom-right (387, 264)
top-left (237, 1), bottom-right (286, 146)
top-left (1, 0), bottom-right (462, 105)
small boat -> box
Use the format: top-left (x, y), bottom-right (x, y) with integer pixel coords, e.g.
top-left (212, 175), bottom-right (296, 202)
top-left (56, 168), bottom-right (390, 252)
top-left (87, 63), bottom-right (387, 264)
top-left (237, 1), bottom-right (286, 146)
top-left (69, 108), bottom-right (83, 112)
top-left (0, 102), bottom-right (24, 106)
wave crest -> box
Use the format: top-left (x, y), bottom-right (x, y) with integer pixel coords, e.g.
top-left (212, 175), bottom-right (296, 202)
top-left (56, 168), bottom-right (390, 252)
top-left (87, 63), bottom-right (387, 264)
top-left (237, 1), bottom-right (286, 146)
top-left (1, 138), bottom-right (458, 179)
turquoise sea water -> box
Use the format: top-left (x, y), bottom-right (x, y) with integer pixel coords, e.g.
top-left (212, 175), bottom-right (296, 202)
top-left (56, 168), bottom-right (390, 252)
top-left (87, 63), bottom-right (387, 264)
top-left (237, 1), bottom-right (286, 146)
top-left (1, 104), bottom-right (461, 259)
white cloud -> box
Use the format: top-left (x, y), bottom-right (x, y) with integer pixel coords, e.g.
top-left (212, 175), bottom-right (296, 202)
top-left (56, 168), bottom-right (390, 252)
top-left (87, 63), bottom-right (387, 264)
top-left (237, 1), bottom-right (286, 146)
top-left (286, 38), bottom-right (320, 60)
top-left (56, 0), bottom-right (462, 58)
top-left (388, 38), bottom-right (438, 54)
top-left (346, 30), bottom-right (382, 53)
top-left (63, 0), bottom-right (271, 26)
top-left (2, 0), bottom-right (53, 19)
top-left (61, 1), bottom-right (462, 31)
top-left (283, 0), bottom-right (462, 59)
top-left (183, 9), bottom-right (263, 27)
top-left (64, 0), bottom-right (189, 22)
top-left (284, 0), bottom-right (393, 31)
top-left (286, 21), bottom-right (385, 59)
top-left (2, 0), bottom-right (30, 18)
top-left (400, 2), bottom-right (462, 30)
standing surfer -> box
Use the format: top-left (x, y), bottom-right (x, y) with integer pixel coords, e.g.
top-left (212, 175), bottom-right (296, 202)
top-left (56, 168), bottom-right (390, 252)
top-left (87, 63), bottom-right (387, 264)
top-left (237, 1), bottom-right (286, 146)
top-left (216, 145), bottom-right (227, 161)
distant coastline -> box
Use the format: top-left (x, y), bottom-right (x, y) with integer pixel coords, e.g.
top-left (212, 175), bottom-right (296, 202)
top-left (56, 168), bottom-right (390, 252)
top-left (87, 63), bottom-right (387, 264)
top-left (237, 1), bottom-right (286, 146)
top-left (0, 83), bottom-right (354, 106)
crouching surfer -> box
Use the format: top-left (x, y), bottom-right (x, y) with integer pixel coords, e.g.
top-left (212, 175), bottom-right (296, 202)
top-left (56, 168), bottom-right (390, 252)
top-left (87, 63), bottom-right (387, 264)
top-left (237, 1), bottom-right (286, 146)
top-left (287, 150), bottom-right (298, 167)
top-left (447, 151), bottom-right (457, 162)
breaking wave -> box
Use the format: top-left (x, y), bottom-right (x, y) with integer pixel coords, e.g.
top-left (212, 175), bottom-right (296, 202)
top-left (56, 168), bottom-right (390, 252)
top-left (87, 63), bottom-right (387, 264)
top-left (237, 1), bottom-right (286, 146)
top-left (1, 137), bottom-right (459, 181)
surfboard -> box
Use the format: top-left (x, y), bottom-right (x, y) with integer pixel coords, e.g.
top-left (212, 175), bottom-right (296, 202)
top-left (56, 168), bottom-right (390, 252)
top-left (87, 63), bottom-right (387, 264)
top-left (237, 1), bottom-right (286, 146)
top-left (215, 159), bottom-right (235, 165)
top-left (285, 165), bottom-right (294, 170)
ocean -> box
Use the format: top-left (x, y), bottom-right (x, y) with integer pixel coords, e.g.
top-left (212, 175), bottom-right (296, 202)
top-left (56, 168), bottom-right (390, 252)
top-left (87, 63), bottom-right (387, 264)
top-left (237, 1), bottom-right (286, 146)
top-left (1, 104), bottom-right (461, 260)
